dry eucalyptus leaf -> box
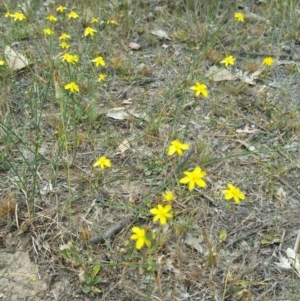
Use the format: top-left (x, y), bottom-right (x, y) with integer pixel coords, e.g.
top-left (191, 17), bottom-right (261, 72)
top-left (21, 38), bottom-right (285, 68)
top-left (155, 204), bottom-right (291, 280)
top-left (151, 29), bottom-right (171, 40)
top-left (184, 234), bottom-right (203, 253)
top-left (78, 269), bottom-right (85, 284)
top-left (106, 107), bottom-right (130, 120)
top-left (275, 248), bottom-right (300, 278)
top-left (206, 66), bottom-right (236, 81)
top-left (40, 181), bottom-right (54, 196)
top-left (164, 258), bottom-right (181, 276)
top-left (236, 125), bottom-right (260, 134)
top-left (235, 69), bottom-right (262, 85)
top-left (121, 99), bottom-right (133, 105)
top-left (4, 46), bottom-right (30, 71)
top-left (129, 41), bottom-right (141, 50)
top-left (116, 138), bottom-right (132, 154)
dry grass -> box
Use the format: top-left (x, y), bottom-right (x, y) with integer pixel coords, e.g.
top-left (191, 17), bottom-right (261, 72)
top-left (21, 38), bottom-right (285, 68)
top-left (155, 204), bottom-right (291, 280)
top-left (1, 0), bottom-right (300, 300)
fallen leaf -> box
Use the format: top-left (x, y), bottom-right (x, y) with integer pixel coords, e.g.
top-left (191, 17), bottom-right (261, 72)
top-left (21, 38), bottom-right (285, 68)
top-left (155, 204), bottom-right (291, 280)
top-left (234, 289), bottom-right (252, 301)
top-left (275, 254), bottom-right (291, 269)
top-left (236, 125), bottom-right (260, 134)
top-left (107, 107), bottom-right (130, 120)
top-left (206, 66), bottom-right (236, 81)
top-left (235, 69), bottom-right (262, 85)
top-left (184, 234), bottom-right (203, 253)
top-left (164, 258), bottom-right (181, 276)
top-left (116, 138), bottom-right (132, 154)
top-left (78, 269), bottom-right (85, 284)
top-left (276, 187), bottom-right (287, 199)
top-left (287, 248), bottom-right (300, 277)
top-left (275, 248), bottom-right (300, 278)
top-left (129, 42), bottom-right (141, 50)
top-left (4, 46), bottom-right (30, 71)
top-left (40, 181), bottom-right (54, 196)
top-left (129, 41), bottom-right (141, 50)
top-left (151, 29), bottom-right (171, 40)
top-left (121, 99), bottom-right (132, 105)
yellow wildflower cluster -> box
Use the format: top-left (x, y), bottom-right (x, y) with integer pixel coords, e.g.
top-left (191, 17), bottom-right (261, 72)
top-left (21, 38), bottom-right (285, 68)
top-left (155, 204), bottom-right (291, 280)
top-left (3, 4), bottom-right (257, 256)
top-left (129, 138), bottom-right (246, 250)
top-left (61, 53), bottom-right (79, 64)
top-left (4, 4), bottom-right (109, 93)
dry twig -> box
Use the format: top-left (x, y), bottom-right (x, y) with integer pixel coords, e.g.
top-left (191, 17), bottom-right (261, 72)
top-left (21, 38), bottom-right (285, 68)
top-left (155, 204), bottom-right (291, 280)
top-left (88, 217), bottom-right (131, 246)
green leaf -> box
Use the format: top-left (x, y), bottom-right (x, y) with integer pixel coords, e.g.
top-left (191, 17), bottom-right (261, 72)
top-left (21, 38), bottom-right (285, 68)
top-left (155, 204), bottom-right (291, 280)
top-left (92, 276), bottom-right (102, 285)
top-left (82, 285), bottom-right (91, 294)
top-left (91, 264), bottom-right (101, 279)
top-left (218, 229), bottom-right (227, 243)
top-left (261, 234), bottom-right (282, 245)
top-left (91, 286), bottom-right (101, 293)
top-left (84, 275), bottom-right (92, 284)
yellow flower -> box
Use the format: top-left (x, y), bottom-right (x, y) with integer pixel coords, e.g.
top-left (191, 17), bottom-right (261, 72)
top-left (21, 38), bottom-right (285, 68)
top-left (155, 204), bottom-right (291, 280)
top-left (130, 226), bottom-right (153, 250)
top-left (43, 28), bottom-right (54, 35)
top-left (107, 20), bottom-right (117, 25)
top-left (91, 17), bottom-right (99, 23)
top-left (263, 56), bottom-right (274, 66)
top-left (150, 204), bottom-right (173, 225)
top-left (234, 12), bottom-right (244, 22)
top-left (64, 82), bottom-right (79, 93)
top-left (13, 12), bottom-right (26, 21)
top-left (0, 60), bottom-right (5, 66)
top-left (46, 15), bottom-right (57, 22)
top-left (68, 11), bottom-right (79, 19)
top-left (5, 12), bottom-right (14, 18)
top-left (93, 156), bottom-right (111, 169)
top-left (98, 73), bottom-right (107, 82)
top-left (59, 42), bottom-right (70, 49)
top-left (179, 167), bottom-right (207, 191)
top-left (84, 26), bottom-right (97, 37)
top-left (220, 55), bottom-right (236, 67)
top-left (167, 140), bottom-right (189, 157)
top-left (61, 53), bottom-right (79, 64)
top-left (190, 82), bottom-right (208, 97)
top-left (56, 5), bottom-right (67, 12)
top-left (59, 33), bottom-right (70, 40)
top-left (162, 190), bottom-right (174, 202)
top-left (91, 56), bottom-right (105, 67)
top-left (222, 184), bottom-right (245, 204)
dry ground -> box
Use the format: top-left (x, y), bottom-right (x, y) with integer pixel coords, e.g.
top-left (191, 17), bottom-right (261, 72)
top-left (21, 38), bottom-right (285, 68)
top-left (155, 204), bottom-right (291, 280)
top-left (1, 0), bottom-right (300, 300)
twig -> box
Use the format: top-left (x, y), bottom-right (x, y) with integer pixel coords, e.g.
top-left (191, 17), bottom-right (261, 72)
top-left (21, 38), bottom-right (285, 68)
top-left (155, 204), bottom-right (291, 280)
top-left (88, 217), bottom-right (130, 245)
top-left (194, 189), bottom-right (217, 206)
top-left (225, 223), bottom-right (269, 249)
top-left (175, 147), bottom-right (195, 176)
